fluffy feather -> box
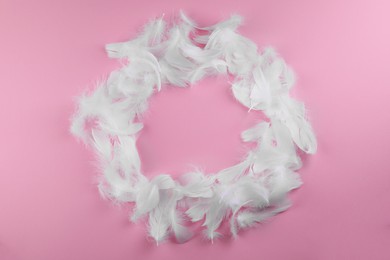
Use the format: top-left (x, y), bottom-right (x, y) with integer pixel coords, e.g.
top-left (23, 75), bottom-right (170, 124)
top-left (70, 11), bottom-right (317, 244)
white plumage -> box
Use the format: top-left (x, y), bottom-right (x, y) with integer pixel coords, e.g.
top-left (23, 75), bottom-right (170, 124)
top-left (70, 11), bottom-right (317, 244)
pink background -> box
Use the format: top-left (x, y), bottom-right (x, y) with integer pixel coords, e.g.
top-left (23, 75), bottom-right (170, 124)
top-left (1, 0), bottom-right (389, 259)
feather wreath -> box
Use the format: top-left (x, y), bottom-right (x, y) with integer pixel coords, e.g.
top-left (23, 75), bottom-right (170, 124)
top-left (70, 11), bottom-right (317, 244)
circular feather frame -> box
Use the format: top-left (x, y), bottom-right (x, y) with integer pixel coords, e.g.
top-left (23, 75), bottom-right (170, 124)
top-left (70, 11), bottom-right (317, 244)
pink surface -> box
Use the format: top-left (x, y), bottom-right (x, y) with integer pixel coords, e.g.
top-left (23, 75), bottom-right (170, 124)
top-left (1, 0), bottom-right (389, 259)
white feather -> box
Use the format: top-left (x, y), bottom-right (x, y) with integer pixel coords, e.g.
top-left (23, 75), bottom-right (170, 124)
top-left (236, 199), bottom-right (291, 229)
top-left (179, 171), bottom-right (214, 198)
top-left (241, 121), bottom-right (270, 142)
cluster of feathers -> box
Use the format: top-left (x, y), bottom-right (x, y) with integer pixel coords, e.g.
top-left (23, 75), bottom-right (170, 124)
top-left (70, 11), bottom-right (317, 244)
